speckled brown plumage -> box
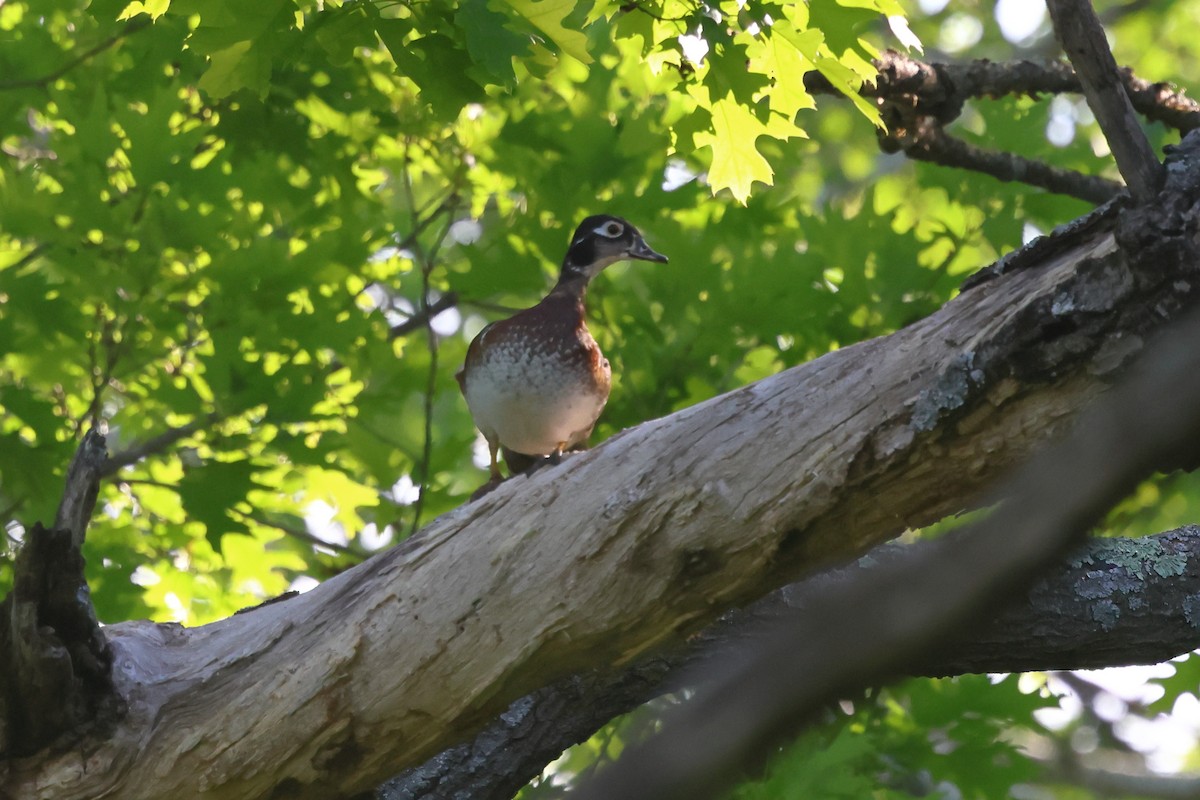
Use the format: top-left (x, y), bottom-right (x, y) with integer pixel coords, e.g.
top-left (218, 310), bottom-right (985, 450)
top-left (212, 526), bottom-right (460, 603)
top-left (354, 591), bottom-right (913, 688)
top-left (456, 215), bottom-right (667, 487)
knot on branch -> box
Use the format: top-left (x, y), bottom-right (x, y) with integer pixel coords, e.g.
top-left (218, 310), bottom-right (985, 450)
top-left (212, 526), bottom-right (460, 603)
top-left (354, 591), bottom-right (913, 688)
top-left (873, 51), bottom-right (964, 142)
top-left (1116, 129), bottom-right (1200, 249)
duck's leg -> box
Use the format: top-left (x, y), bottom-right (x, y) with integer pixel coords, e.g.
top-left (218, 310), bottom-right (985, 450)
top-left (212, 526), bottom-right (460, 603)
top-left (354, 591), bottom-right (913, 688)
top-left (469, 437), bottom-right (507, 501)
top-left (487, 437), bottom-right (504, 483)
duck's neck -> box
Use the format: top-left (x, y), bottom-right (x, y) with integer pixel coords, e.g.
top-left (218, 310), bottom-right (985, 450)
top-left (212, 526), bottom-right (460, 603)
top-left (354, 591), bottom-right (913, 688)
top-left (552, 273), bottom-right (591, 302)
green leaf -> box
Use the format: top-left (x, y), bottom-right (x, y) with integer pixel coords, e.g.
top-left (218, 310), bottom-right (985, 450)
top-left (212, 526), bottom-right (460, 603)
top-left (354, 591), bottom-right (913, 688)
top-left (457, 0), bottom-right (527, 84)
top-left (177, 460), bottom-right (259, 551)
top-left (702, 36), bottom-right (770, 106)
top-left (837, 0), bottom-right (906, 16)
top-left (203, 40), bottom-right (278, 98)
top-left (507, 0), bottom-right (594, 64)
top-left (182, 0), bottom-right (291, 98)
top-left (814, 52), bottom-right (883, 127)
top-left (118, 0), bottom-right (171, 20)
top-left (749, 21), bottom-right (819, 126)
top-left (694, 93), bottom-right (775, 203)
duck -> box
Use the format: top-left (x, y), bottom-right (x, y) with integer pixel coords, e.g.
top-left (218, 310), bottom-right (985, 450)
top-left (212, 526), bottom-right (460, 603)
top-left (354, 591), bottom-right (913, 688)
top-left (456, 215), bottom-right (667, 490)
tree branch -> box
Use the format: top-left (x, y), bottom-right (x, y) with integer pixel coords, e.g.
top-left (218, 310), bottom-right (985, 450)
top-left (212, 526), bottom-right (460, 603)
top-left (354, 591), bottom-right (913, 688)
top-left (890, 117), bottom-right (1123, 204)
top-left (0, 18), bottom-right (151, 92)
top-left (1, 430), bottom-right (116, 757)
top-left (101, 413), bottom-right (221, 477)
top-left (387, 291), bottom-right (458, 339)
top-left (577, 281), bottom-right (1200, 800)
top-left (54, 430), bottom-right (108, 550)
top-left (237, 510), bottom-right (366, 561)
top-left (807, 51), bottom-right (1196, 203)
top-left (11, 128), bottom-right (1200, 800)
top-left (806, 51), bottom-right (1200, 132)
top-left (1044, 748), bottom-right (1200, 799)
top-left (382, 527), bottom-right (1200, 799)
top-left (1046, 0), bottom-right (1165, 201)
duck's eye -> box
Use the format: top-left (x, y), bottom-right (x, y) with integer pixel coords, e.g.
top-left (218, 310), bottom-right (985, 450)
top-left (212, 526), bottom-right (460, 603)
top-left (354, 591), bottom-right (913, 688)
top-left (598, 221), bottom-right (624, 238)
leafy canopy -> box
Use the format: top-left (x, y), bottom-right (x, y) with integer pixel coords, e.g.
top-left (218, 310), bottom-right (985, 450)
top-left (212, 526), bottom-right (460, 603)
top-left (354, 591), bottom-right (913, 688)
top-left (1, 0), bottom-right (996, 622)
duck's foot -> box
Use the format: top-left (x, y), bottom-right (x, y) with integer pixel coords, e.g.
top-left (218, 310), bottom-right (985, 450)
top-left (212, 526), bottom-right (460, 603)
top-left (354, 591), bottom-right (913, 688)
top-left (519, 456), bottom-right (555, 477)
top-left (502, 447), bottom-right (539, 476)
top-left (500, 445), bottom-right (579, 479)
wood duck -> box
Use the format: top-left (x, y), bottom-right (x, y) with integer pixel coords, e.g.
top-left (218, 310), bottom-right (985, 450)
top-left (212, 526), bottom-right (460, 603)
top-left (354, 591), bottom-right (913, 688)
top-left (456, 215), bottom-right (668, 488)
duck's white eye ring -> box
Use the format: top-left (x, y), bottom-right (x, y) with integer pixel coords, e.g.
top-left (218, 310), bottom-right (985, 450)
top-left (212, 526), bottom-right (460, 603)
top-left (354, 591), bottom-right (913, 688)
top-left (597, 221), bottom-right (624, 238)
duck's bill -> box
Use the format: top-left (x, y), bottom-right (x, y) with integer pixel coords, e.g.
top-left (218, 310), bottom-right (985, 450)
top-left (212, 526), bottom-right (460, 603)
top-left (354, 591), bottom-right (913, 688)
top-left (631, 239), bottom-right (669, 263)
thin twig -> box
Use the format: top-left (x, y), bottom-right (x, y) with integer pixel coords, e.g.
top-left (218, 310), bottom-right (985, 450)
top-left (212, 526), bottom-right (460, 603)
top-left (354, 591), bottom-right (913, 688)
top-left (392, 190), bottom-right (459, 255)
top-left (0, 18), bottom-right (151, 92)
top-left (889, 119), bottom-right (1124, 204)
top-left (618, 1), bottom-right (693, 23)
top-left (410, 315), bottom-right (439, 536)
top-left (101, 413), bottom-right (222, 477)
top-left (114, 478), bottom-right (179, 490)
top-left (238, 510), bottom-right (365, 560)
top-left (1045, 0), bottom-right (1164, 201)
top-left (389, 291), bottom-right (459, 339)
top-left (404, 147), bottom-right (458, 536)
top-left (342, 187), bottom-right (457, 343)
top-left (75, 308), bottom-right (119, 437)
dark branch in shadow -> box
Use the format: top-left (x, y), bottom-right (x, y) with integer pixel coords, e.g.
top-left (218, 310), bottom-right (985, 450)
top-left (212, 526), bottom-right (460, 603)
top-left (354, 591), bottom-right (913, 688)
top-left (806, 51), bottom-right (1199, 203)
top-left (388, 292), bottom-right (459, 339)
top-left (889, 116), bottom-right (1122, 204)
top-left (0, 430), bottom-right (120, 757)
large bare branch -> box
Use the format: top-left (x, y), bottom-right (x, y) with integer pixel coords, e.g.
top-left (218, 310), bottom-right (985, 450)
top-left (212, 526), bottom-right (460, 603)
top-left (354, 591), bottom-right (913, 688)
top-left (804, 53), bottom-right (1200, 133)
top-left (576, 296), bottom-right (1200, 800)
top-left (384, 527), bottom-right (1200, 799)
top-left (6, 128), bottom-right (1200, 800)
